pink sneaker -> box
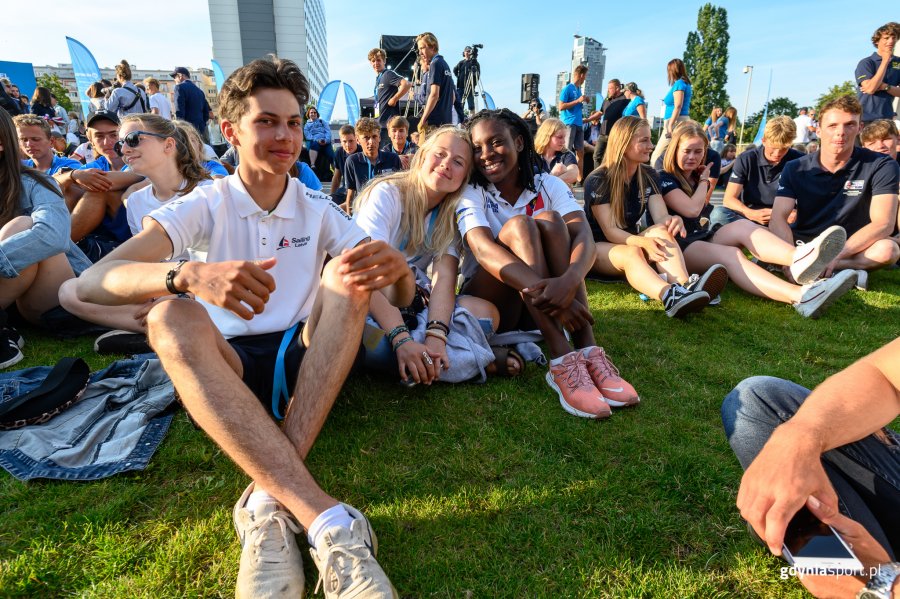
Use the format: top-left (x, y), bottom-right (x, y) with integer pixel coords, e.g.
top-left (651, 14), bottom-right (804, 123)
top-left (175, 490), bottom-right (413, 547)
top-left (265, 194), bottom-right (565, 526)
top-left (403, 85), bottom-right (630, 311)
top-left (582, 347), bottom-right (640, 407)
top-left (545, 352), bottom-right (611, 419)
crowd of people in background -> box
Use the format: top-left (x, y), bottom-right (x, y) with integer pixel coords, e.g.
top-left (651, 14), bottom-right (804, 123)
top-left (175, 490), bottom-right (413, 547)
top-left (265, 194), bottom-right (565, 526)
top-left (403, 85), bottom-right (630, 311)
top-left (0, 20), bottom-right (898, 599)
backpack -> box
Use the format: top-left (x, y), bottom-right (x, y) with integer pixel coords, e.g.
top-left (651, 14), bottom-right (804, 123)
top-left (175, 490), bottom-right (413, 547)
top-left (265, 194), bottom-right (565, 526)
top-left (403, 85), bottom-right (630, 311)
top-left (121, 85), bottom-right (148, 113)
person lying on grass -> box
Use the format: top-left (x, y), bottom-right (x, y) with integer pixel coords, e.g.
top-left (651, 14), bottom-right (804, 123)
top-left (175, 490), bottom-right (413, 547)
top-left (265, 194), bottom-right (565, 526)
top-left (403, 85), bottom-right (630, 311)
top-left (584, 115), bottom-right (720, 318)
top-left (76, 56), bottom-right (412, 599)
top-left (354, 124), bottom-right (523, 384)
top-left (723, 336), bottom-right (900, 599)
top-left (456, 108), bottom-right (637, 420)
top-left (658, 120), bottom-right (856, 319)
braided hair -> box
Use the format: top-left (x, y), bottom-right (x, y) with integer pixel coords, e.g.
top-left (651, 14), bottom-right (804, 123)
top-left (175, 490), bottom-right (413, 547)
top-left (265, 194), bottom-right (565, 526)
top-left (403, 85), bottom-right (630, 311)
top-left (466, 108), bottom-right (542, 193)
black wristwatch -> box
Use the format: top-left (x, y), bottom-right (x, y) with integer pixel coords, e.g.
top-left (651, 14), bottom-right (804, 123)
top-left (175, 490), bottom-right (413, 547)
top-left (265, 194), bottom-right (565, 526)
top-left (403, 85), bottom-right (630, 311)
top-left (858, 562), bottom-right (900, 599)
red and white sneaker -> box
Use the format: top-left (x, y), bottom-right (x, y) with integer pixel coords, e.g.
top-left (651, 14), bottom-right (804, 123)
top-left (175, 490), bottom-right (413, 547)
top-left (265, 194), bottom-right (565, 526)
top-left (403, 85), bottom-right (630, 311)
top-left (545, 352), bottom-right (611, 419)
top-left (582, 347), bottom-right (640, 407)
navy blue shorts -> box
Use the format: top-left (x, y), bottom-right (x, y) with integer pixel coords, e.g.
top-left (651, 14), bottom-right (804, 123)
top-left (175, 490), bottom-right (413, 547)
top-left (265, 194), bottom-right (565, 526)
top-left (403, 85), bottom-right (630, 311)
top-left (229, 326), bottom-right (305, 418)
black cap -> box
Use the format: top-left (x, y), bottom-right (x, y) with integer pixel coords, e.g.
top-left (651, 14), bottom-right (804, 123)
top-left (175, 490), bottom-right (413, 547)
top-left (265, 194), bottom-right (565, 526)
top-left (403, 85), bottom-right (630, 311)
top-left (86, 110), bottom-right (119, 128)
top-left (170, 67), bottom-right (190, 78)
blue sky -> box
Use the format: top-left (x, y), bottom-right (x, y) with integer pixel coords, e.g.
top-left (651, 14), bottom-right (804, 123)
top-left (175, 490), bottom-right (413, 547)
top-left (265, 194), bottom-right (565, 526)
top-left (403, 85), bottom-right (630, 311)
top-left (1, 0), bottom-right (894, 121)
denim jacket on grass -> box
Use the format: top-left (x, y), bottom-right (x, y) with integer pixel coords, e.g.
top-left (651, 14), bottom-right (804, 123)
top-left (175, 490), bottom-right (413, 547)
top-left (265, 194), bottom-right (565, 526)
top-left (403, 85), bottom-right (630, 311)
top-left (0, 357), bottom-right (176, 481)
top-left (0, 174), bottom-right (92, 279)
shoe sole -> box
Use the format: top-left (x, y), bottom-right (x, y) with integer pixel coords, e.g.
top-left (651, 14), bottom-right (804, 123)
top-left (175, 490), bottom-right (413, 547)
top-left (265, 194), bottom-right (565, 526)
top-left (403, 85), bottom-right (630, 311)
top-left (791, 226), bottom-right (847, 285)
top-left (0, 348), bottom-right (24, 370)
top-left (544, 372), bottom-right (610, 419)
top-left (699, 264), bottom-right (729, 299)
top-left (798, 272), bottom-right (856, 319)
top-left (666, 292), bottom-right (710, 318)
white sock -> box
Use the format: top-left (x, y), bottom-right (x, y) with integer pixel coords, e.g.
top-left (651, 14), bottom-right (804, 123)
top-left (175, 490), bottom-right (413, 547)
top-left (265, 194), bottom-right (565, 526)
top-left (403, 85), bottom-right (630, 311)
top-left (245, 489), bottom-right (279, 512)
top-left (580, 346), bottom-right (598, 357)
top-left (307, 503), bottom-right (353, 548)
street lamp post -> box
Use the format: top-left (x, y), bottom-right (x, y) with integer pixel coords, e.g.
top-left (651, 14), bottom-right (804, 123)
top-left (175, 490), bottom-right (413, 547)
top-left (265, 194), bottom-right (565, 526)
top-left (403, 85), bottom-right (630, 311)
top-left (740, 65), bottom-right (753, 147)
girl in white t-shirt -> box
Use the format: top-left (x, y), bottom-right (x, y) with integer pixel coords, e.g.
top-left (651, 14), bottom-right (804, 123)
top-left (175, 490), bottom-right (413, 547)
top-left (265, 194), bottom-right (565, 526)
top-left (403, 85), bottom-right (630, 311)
top-left (353, 125), bottom-right (519, 384)
top-left (59, 114), bottom-right (212, 343)
top-left (456, 109), bottom-right (639, 420)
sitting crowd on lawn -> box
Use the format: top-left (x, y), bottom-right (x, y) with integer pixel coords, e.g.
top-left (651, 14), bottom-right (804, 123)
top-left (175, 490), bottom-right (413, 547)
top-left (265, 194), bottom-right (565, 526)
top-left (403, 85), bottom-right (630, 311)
top-left (1, 22), bottom-right (899, 599)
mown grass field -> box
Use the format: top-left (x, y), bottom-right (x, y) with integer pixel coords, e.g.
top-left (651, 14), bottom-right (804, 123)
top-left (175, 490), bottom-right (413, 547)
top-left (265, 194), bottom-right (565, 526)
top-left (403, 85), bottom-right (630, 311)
top-left (2, 271), bottom-right (898, 598)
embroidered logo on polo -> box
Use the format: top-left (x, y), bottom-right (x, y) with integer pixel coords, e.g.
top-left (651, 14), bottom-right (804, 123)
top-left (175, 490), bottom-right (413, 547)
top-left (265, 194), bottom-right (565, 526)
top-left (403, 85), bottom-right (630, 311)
top-left (455, 207), bottom-right (474, 223)
top-left (525, 192), bottom-right (545, 216)
top-left (277, 236), bottom-right (311, 249)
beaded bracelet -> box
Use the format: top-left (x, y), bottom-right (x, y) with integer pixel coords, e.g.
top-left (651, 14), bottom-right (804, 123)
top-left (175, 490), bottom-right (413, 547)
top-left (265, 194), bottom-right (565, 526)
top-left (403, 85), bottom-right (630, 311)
top-left (426, 320), bottom-right (449, 335)
top-left (425, 329), bottom-right (448, 344)
top-left (392, 336), bottom-right (414, 352)
top-left (387, 325), bottom-right (409, 345)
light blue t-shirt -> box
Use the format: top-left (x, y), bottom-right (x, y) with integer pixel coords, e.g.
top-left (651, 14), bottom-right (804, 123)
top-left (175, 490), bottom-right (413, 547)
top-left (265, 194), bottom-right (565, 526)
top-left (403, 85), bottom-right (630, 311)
top-left (622, 96), bottom-right (646, 117)
top-left (715, 116), bottom-right (730, 140)
top-left (559, 83), bottom-right (584, 127)
top-left (663, 80), bottom-right (692, 119)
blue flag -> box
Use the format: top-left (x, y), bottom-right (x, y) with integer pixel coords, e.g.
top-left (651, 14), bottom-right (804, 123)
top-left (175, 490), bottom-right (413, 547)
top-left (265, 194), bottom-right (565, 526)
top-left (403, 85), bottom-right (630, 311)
top-left (211, 60), bottom-right (226, 91)
top-left (483, 92), bottom-right (496, 111)
top-left (343, 83), bottom-right (359, 125)
top-left (317, 80), bottom-right (340, 123)
top-left (753, 69), bottom-right (774, 145)
top-left (65, 37), bottom-right (101, 120)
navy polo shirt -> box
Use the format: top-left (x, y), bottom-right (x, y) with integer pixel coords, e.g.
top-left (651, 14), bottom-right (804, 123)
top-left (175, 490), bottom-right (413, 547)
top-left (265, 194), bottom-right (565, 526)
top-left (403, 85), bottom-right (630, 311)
top-left (728, 145), bottom-right (804, 208)
top-left (585, 166), bottom-right (660, 242)
top-left (343, 151), bottom-right (402, 192)
top-left (541, 150), bottom-right (577, 174)
top-left (425, 54), bottom-right (455, 127)
top-left (375, 68), bottom-right (404, 128)
top-left (855, 52), bottom-right (900, 122)
top-left (334, 145), bottom-right (362, 173)
top-left (382, 140), bottom-right (418, 156)
top-left (777, 147), bottom-right (900, 239)
top-left (657, 171), bottom-right (713, 236)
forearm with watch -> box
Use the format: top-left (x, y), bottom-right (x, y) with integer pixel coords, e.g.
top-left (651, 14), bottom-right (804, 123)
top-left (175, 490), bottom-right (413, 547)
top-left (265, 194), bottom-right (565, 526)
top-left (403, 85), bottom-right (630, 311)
top-left (857, 562), bottom-right (900, 599)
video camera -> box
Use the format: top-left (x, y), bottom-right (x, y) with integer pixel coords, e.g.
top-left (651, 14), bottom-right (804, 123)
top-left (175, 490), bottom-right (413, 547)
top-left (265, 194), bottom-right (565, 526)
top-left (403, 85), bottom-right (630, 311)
top-left (467, 43), bottom-right (483, 59)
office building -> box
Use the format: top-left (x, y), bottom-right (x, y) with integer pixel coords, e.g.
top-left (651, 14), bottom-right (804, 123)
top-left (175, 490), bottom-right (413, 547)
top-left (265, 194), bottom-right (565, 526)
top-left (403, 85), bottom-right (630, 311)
top-left (207, 0), bottom-right (328, 100)
top-left (571, 35), bottom-right (606, 109)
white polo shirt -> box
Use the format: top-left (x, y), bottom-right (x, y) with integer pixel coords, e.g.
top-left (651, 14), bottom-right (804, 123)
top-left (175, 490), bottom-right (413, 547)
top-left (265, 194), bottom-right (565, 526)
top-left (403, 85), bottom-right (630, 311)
top-left (149, 174), bottom-right (367, 338)
top-left (454, 173), bottom-right (582, 278)
top-left (353, 181), bottom-right (459, 287)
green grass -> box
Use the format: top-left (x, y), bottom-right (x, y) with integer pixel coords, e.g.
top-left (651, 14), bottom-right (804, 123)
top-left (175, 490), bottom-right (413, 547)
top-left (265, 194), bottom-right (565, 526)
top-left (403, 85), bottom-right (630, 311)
top-left (2, 271), bottom-right (899, 598)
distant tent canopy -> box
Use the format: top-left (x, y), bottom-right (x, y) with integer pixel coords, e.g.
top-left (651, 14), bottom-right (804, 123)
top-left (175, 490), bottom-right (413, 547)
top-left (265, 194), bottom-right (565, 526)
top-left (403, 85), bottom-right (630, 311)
top-left (377, 35), bottom-right (418, 82)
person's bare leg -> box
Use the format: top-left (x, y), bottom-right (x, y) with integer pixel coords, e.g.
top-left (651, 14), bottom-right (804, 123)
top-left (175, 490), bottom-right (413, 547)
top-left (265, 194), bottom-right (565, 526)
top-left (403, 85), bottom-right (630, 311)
top-left (0, 216), bottom-right (74, 321)
top-left (595, 243), bottom-right (670, 300)
top-left (58, 278), bottom-right (147, 331)
top-left (146, 299), bottom-right (338, 528)
top-left (642, 226), bottom-right (691, 284)
top-left (534, 211), bottom-right (593, 349)
top-left (575, 148), bottom-right (584, 184)
top-left (711, 219), bottom-right (795, 265)
top-left (833, 239), bottom-right (900, 271)
top-left (457, 295), bottom-right (520, 375)
top-left (70, 191), bottom-right (111, 241)
top-left (498, 215), bottom-right (571, 358)
top-left (286, 259), bottom-right (369, 460)
top-left (685, 242), bottom-right (801, 304)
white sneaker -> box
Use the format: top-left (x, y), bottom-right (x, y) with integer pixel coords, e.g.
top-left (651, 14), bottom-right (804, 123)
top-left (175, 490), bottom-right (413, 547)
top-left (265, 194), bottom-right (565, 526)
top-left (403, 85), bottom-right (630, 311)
top-left (793, 270), bottom-right (856, 319)
top-left (310, 505), bottom-right (397, 599)
top-left (789, 226), bottom-right (846, 285)
top-left (233, 483), bottom-right (305, 598)
top-left (854, 269), bottom-right (869, 291)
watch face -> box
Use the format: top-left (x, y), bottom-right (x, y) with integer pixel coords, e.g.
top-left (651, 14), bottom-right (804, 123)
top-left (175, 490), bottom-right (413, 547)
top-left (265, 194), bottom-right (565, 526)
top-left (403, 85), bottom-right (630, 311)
top-left (858, 592), bottom-right (880, 599)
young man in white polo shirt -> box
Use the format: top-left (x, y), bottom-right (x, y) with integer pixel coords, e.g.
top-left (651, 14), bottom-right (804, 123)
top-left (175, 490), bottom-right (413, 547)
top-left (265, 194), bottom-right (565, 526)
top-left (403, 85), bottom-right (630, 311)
top-left (76, 56), bottom-right (413, 599)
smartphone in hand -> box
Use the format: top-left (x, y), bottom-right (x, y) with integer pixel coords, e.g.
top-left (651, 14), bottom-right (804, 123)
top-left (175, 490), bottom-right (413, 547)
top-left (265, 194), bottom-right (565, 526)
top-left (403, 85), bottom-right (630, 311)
top-left (782, 507), bottom-right (864, 574)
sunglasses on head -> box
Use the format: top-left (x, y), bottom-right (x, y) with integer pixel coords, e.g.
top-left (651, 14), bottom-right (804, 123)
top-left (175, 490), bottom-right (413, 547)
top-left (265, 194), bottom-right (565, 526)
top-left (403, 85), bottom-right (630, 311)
top-left (114, 130), bottom-right (169, 156)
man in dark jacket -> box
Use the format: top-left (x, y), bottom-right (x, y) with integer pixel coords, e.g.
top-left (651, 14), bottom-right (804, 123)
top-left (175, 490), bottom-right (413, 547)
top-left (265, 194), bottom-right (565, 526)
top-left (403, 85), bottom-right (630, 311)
top-left (171, 67), bottom-right (212, 138)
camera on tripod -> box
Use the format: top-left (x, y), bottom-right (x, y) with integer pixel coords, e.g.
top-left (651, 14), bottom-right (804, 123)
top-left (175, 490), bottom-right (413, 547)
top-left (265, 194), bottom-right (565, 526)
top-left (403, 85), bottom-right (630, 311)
top-left (468, 43), bottom-right (483, 59)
